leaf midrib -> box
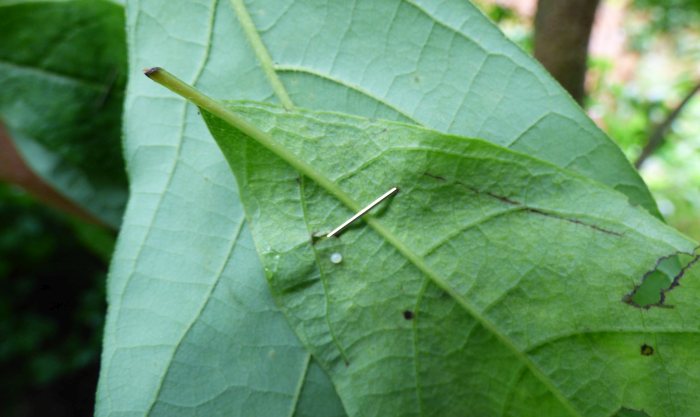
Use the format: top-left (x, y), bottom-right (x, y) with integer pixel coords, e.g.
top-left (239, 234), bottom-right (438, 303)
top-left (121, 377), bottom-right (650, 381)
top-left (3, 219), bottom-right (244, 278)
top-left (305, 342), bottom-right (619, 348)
top-left (198, 3), bottom-right (581, 416)
top-left (145, 213), bottom-right (244, 416)
top-left (0, 59), bottom-right (109, 91)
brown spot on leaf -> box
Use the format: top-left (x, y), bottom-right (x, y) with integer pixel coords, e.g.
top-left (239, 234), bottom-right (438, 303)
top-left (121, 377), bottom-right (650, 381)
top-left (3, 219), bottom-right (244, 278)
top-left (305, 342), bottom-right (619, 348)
top-left (640, 344), bottom-right (654, 356)
top-left (403, 310), bottom-right (414, 320)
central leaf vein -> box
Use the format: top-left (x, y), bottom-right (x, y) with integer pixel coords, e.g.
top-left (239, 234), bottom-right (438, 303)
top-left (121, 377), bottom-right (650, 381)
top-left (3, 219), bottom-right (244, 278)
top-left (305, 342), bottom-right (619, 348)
top-left (229, 0), bottom-right (293, 108)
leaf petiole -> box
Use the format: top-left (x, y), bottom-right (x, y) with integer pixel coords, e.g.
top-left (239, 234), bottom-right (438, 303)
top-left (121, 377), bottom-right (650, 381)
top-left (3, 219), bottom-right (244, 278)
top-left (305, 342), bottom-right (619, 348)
top-left (144, 67), bottom-right (362, 215)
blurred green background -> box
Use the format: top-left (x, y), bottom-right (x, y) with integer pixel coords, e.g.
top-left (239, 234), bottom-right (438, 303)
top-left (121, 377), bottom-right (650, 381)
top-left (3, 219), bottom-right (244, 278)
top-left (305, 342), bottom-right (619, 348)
top-left (1, 0), bottom-right (697, 415)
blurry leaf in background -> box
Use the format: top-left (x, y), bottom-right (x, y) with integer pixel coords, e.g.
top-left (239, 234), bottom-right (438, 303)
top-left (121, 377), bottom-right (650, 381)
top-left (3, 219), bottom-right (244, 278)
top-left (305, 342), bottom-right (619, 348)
top-left (632, 0), bottom-right (700, 31)
top-left (0, 124), bottom-right (104, 224)
top-left (0, 183), bottom-right (108, 417)
top-left (0, 1), bottom-right (124, 415)
top-left (0, 0), bottom-right (127, 228)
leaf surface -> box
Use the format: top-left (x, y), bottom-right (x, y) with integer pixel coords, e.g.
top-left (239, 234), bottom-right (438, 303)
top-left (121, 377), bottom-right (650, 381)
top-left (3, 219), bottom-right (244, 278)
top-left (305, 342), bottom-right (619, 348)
top-left (0, 0), bottom-right (127, 227)
top-left (238, 0), bottom-right (659, 216)
top-left (96, 1), bottom-right (345, 415)
top-left (196, 98), bottom-right (700, 417)
top-left (102, 0), bottom-right (665, 415)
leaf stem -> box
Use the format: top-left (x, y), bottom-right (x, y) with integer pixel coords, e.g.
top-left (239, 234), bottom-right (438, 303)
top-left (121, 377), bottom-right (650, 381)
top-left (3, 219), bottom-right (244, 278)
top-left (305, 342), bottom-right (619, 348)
top-left (144, 67), bottom-right (361, 215)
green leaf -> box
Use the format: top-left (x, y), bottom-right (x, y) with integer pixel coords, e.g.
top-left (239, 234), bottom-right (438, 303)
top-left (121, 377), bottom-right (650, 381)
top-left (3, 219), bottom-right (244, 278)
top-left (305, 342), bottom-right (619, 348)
top-left (233, 0), bottom-right (658, 216)
top-left (96, 1), bottom-right (345, 415)
top-left (0, 0), bottom-right (127, 227)
top-left (103, 0), bottom-right (664, 415)
top-left (185, 93), bottom-right (698, 416)
top-left (613, 408), bottom-right (652, 417)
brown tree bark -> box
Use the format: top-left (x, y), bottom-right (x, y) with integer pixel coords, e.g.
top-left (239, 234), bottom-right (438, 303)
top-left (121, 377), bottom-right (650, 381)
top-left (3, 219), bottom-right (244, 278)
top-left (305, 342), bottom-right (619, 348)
top-left (534, 0), bottom-right (601, 104)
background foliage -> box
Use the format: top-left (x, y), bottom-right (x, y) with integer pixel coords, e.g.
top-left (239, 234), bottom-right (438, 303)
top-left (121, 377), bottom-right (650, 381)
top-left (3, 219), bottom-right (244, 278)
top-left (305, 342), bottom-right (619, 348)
top-left (0, 183), bottom-right (109, 416)
top-left (0, 0), bottom-right (128, 227)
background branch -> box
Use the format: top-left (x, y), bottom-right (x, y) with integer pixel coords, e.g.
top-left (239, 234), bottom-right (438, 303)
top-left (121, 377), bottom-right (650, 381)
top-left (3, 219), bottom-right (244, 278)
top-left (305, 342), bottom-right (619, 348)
top-left (635, 81), bottom-right (700, 168)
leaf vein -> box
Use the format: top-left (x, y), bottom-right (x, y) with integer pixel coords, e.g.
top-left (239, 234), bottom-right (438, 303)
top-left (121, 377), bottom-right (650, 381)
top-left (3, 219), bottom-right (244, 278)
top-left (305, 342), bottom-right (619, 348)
top-left (299, 176), bottom-right (351, 364)
top-left (115, 1), bottom-right (220, 412)
top-left (229, 0), bottom-right (293, 108)
top-left (411, 279), bottom-right (430, 416)
top-left (0, 60), bottom-right (108, 91)
top-left (287, 353), bottom-right (312, 417)
top-left (145, 215), bottom-right (244, 416)
top-left (273, 64), bottom-right (421, 124)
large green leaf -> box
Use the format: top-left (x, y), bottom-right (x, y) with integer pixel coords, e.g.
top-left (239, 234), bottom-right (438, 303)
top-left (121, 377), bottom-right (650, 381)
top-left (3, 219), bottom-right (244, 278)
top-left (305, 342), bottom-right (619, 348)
top-left (236, 0), bottom-right (658, 215)
top-left (0, 0), bottom-right (127, 227)
top-left (96, 0), bottom-right (345, 415)
top-left (189, 91), bottom-right (698, 416)
top-left (101, 0), bottom-right (663, 415)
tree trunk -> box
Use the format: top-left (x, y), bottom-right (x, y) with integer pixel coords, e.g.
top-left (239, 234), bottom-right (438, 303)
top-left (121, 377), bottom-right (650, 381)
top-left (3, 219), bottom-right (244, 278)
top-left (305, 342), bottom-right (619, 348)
top-left (534, 0), bottom-right (601, 104)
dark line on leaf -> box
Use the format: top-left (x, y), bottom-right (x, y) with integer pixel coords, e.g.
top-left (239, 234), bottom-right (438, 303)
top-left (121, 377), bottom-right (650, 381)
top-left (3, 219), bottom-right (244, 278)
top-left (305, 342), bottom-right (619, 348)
top-left (422, 171), bottom-right (446, 181)
top-left (297, 177), bottom-right (350, 365)
top-left (423, 171), bottom-right (622, 237)
top-left (276, 277), bottom-right (320, 295)
top-left (523, 207), bottom-right (623, 237)
top-left (485, 191), bottom-right (520, 206)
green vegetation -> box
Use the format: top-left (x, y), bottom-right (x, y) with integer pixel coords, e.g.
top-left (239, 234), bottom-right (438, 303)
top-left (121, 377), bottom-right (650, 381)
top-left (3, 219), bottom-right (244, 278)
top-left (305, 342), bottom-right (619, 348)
top-left (0, 184), bottom-right (108, 416)
top-left (1, 0), bottom-right (698, 416)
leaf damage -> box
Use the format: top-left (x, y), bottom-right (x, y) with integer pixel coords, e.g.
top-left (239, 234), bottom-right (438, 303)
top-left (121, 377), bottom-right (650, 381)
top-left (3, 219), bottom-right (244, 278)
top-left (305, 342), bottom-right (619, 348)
top-left (423, 172), bottom-right (623, 237)
top-left (624, 246), bottom-right (700, 308)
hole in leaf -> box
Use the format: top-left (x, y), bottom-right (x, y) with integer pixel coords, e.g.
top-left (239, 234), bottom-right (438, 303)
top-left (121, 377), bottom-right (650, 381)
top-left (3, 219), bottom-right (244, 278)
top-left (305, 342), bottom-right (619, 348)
top-left (624, 249), bottom-right (700, 308)
top-left (640, 344), bottom-right (654, 356)
top-left (403, 310), bottom-right (414, 320)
